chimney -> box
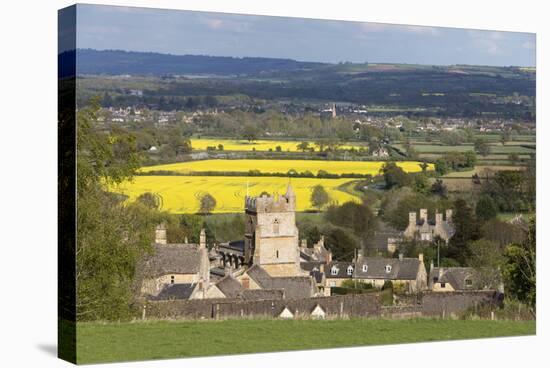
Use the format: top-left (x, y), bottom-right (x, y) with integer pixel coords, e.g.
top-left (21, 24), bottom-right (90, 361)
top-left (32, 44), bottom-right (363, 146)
top-left (420, 209), bottom-right (428, 223)
top-left (445, 209), bottom-right (453, 223)
top-left (398, 253), bottom-right (404, 261)
top-left (409, 212), bottom-right (417, 226)
top-left (435, 213), bottom-right (443, 226)
top-left (315, 236), bottom-right (324, 250)
top-left (430, 259), bottom-right (434, 272)
top-left (418, 253), bottom-right (424, 263)
top-left (199, 228), bottom-right (206, 249)
top-left (155, 224), bottom-right (167, 244)
top-left (319, 263), bottom-right (325, 274)
top-left (301, 239), bottom-right (307, 248)
top-left (184, 236), bottom-right (188, 244)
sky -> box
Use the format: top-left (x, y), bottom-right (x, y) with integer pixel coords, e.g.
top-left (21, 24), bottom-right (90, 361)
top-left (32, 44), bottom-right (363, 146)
top-left (70, 4), bottom-right (536, 67)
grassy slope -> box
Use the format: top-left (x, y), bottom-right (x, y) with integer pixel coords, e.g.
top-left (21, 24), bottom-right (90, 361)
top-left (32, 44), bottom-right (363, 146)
top-left (76, 319), bottom-right (535, 364)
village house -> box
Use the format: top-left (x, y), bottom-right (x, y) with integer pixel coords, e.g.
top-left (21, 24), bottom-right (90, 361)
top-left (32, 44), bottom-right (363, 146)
top-left (140, 225), bottom-right (210, 300)
top-left (403, 208), bottom-right (455, 243)
top-left (428, 266), bottom-right (503, 292)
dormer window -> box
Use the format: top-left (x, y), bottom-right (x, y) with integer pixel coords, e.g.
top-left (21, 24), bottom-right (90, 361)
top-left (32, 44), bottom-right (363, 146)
top-left (465, 279), bottom-right (473, 287)
top-left (362, 265), bottom-right (368, 272)
top-left (331, 266), bottom-right (338, 275)
top-left (385, 265), bottom-right (392, 273)
top-left (347, 265), bottom-right (354, 276)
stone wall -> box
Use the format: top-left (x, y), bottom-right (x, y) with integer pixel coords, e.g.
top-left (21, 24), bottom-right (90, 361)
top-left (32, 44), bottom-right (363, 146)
top-left (143, 290), bottom-right (503, 320)
top-left (420, 291), bottom-right (503, 317)
top-left (145, 293), bottom-right (381, 320)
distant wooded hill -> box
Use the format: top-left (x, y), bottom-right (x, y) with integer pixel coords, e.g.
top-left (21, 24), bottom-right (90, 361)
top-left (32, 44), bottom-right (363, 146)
top-left (73, 49), bottom-right (325, 76)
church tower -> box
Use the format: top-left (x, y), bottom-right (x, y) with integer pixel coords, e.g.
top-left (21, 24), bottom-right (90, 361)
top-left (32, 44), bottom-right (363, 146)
top-left (243, 184), bottom-right (301, 277)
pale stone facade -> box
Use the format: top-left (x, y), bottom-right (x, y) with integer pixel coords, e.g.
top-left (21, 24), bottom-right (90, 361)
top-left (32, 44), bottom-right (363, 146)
top-left (403, 209), bottom-right (455, 243)
top-left (244, 184), bottom-right (303, 277)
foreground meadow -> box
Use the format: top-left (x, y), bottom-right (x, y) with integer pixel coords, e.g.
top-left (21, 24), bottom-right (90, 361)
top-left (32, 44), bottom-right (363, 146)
top-left (140, 159), bottom-right (432, 176)
top-left (191, 138), bottom-right (365, 152)
top-left (112, 176), bottom-right (360, 213)
top-left (76, 318), bottom-right (535, 364)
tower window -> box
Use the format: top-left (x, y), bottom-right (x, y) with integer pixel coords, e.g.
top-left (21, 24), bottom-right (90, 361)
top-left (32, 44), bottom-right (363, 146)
top-left (170, 275), bottom-right (175, 284)
top-left (276, 250), bottom-right (279, 258)
top-left (273, 219), bottom-right (280, 235)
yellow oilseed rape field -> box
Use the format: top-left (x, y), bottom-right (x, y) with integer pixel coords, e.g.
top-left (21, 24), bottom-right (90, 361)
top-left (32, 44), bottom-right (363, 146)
top-left (140, 159), bottom-right (432, 176)
top-left (191, 139), bottom-right (364, 152)
top-left (111, 176), bottom-right (360, 213)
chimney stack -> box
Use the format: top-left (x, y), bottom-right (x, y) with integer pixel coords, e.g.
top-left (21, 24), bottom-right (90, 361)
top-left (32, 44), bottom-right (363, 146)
top-left (420, 209), bottom-right (428, 223)
top-left (430, 259), bottom-right (434, 271)
top-left (199, 228), bottom-right (206, 249)
top-left (398, 253), bottom-right (404, 261)
top-left (155, 223), bottom-right (167, 244)
top-left (301, 239), bottom-right (307, 248)
top-left (418, 253), bottom-right (424, 263)
top-left (445, 209), bottom-right (453, 223)
top-left (319, 263), bottom-right (325, 274)
top-left (435, 213), bottom-right (443, 226)
top-left (409, 212), bottom-right (417, 226)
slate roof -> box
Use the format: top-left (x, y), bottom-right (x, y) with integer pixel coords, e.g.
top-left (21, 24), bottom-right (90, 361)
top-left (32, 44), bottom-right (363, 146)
top-left (239, 289), bottom-right (285, 300)
top-left (370, 222), bottom-right (402, 250)
top-left (218, 240), bottom-right (245, 255)
top-left (245, 265), bottom-right (316, 299)
top-left (429, 267), bottom-right (490, 290)
top-left (300, 261), bottom-right (322, 272)
top-left (325, 262), bottom-right (354, 279)
top-left (215, 276), bottom-right (243, 298)
top-left (150, 283), bottom-right (197, 300)
top-left (355, 257), bottom-right (422, 280)
top-left (143, 243), bottom-right (200, 277)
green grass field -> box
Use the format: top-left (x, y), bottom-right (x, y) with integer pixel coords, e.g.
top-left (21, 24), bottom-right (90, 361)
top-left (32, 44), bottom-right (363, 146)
top-left (76, 319), bottom-right (535, 364)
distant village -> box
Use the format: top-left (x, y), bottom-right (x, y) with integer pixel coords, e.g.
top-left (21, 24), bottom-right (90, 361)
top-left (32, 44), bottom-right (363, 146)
top-left (139, 186), bottom-right (502, 319)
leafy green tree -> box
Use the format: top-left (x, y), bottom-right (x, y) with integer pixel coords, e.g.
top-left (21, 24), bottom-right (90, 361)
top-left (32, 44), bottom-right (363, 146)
top-left (296, 141), bottom-right (310, 152)
top-left (310, 185), bottom-right (330, 211)
top-left (325, 202), bottom-right (378, 247)
top-left (413, 174), bottom-right (430, 195)
top-left (324, 228), bottom-right (359, 261)
top-left (242, 125), bottom-right (259, 142)
top-left (76, 98), bottom-right (159, 321)
top-left (503, 217), bottom-right (536, 312)
top-left (447, 199), bottom-right (480, 265)
top-left (431, 179), bottom-right (448, 198)
top-left (434, 159), bottom-right (449, 176)
top-left (380, 162), bottom-right (412, 189)
top-left (475, 195), bottom-right (498, 222)
top-left (199, 193), bottom-right (217, 214)
top-left (474, 138), bottom-right (491, 156)
top-left (136, 192), bottom-right (159, 210)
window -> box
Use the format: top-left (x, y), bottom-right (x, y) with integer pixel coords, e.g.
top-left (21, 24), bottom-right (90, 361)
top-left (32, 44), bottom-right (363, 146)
top-left (273, 219), bottom-right (280, 235)
top-left (331, 266), bottom-right (338, 275)
top-left (276, 250), bottom-right (279, 258)
top-left (170, 275), bottom-right (175, 284)
top-left (440, 282), bottom-right (446, 288)
top-left (385, 265), bottom-right (392, 273)
top-left (347, 265), bottom-right (354, 276)
top-left (362, 265), bottom-right (368, 272)
top-left (465, 279), bottom-right (473, 287)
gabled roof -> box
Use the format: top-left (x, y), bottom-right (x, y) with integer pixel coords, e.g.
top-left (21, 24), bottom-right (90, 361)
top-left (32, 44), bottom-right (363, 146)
top-left (151, 283), bottom-right (197, 300)
top-left (245, 264), bottom-right (316, 299)
top-left (355, 257), bottom-right (422, 280)
top-left (429, 267), bottom-right (494, 290)
top-left (215, 276), bottom-right (243, 298)
top-left (143, 243), bottom-right (200, 277)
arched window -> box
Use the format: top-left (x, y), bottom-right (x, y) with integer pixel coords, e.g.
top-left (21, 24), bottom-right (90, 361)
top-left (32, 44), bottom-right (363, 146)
top-left (273, 219), bottom-right (280, 235)
top-left (347, 265), bottom-right (354, 276)
top-left (276, 250), bottom-right (279, 258)
top-left (331, 266), bottom-right (338, 275)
